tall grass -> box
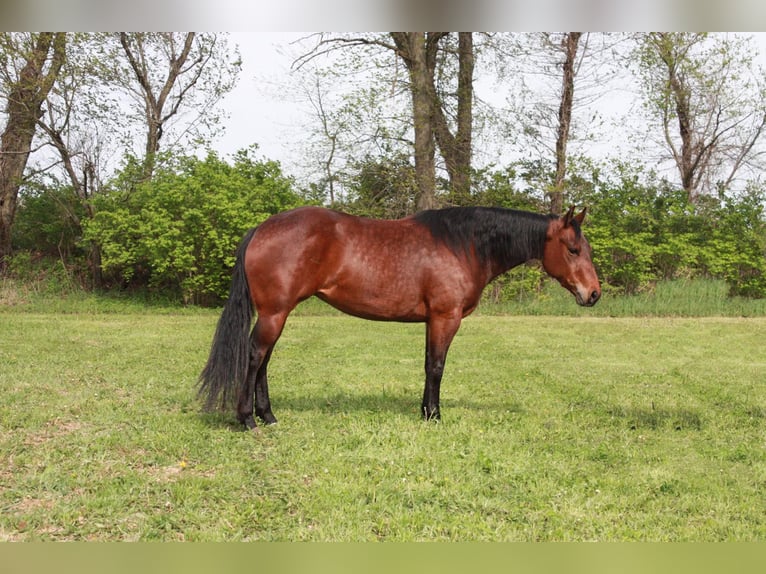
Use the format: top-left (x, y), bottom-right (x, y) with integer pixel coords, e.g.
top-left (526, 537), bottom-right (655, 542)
top-left (478, 278), bottom-right (766, 317)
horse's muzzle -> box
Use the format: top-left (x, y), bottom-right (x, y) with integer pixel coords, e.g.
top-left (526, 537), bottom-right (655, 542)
top-left (576, 289), bottom-right (601, 307)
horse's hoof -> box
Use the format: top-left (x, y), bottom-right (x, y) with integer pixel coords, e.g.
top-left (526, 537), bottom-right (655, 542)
top-left (240, 415), bottom-right (257, 431)
top-left (421, 408), bottom-right (441, 422)
top-left (259, 413), bottom-right (278, 425)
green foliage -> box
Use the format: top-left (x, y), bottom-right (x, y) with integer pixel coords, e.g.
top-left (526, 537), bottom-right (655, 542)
top-left (701, 185), bottom-right (766, 297)
top-left (84, 148), bottom-right (302, 304)
top-left (470, 165), bottom-right (547, 211)
top-left (9, 145), bottom-right (766, 303)
top-left (573, 162), bottom-right (665, 293)
top-left (1, 251), bottom-right (81, 301)
top-left (569, 160), bottom-right (766, 297)
top-left (341, 153), bottom-right (418, 218)
top-left (484, 264), bottom-right (547, 304)
top-left (12, 181), bottom-right (87, 260)
top-left (337, 154), bottom-right (766, 301)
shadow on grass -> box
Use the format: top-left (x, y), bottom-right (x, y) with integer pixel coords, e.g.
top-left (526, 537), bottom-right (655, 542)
top-left (195, 391), bottom-right (526, 429)
top-left (197, 411), bottom-right (249, 432)
top-left (195, 396), bottom-right (734, 438)
top-left (274, 391), bottom-right (526, 417)
top-left (607, 405), bottom-right (704, 431)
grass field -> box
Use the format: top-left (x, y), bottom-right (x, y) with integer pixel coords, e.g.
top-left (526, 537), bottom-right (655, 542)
top-left (1, 286), bottom-right (766, 540)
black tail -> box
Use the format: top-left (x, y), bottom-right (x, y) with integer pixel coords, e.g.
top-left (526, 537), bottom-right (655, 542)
top-left (197, 227), bottom-right (258, 411)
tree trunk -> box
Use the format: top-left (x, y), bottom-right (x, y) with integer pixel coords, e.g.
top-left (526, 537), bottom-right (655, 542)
top-left (551, 32), bottom-right (581, 215)
top-left (454, 32), bottom-right (474, 200)
top-left (668, 62), bottom-right (695, 202)
top-left (655, 33), bottom-right (695, 201)
top-left (0, 32), bottom-right (66, 269)
top-left (391, 33), bottom-right (438, 211)
top-left (650, 33), bottom-right (702, 203)
top-left (430, 32), bottom-right (474, 204)
top-left (40, 99), bottom-right (107, 287)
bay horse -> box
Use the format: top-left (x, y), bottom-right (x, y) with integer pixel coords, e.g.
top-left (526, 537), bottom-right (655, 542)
top-left (198, 205), bottom-right (601, 429)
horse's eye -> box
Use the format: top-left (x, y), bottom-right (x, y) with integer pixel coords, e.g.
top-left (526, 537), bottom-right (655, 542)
top-left (568, 246), bottom-right (580, 256)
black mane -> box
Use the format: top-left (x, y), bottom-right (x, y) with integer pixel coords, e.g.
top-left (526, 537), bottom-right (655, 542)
top-left (413, 207), bottom-right (557, 271)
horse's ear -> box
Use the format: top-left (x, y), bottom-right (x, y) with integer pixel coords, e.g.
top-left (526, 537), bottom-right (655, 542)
top-left (562, 205), bottom-right (576, 227)
top-left (574, 207), bottom-right (587, 225)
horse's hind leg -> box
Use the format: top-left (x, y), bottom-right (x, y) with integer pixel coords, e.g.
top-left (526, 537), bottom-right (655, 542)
top-left (237, 336), bottom-right (259, 430)
top-left (254, 346), bottom-right (277, 424)
top-left (237, 313), bottom-right (286, 430)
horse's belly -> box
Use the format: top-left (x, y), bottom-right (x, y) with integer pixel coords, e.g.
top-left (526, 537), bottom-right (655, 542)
top-left (315, 281), bottom-right (428, 322)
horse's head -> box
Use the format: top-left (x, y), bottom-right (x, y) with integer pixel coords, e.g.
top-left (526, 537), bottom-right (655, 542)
top-left (542, 206), bottom-right (601, 307)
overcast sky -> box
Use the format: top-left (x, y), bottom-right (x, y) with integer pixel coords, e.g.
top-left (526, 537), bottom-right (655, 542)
top-left (214, 33), bottom-right (305, 165)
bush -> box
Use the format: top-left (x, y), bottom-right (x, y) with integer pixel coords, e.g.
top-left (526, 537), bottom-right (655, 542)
top-left (2, 251), bottom-right (82, 299)
top-left (483, 263), bottom-right (547, 304)
top-left (84, 149), bottom-right (303, 305)
top-left (570, 160), bottom-right (766, 297)
top-left (701, 185), bottom-right (766, 297)
top-left (11, 150), bottom-right (766, 305)
top-left (12, 181), bottom-right (87, 260)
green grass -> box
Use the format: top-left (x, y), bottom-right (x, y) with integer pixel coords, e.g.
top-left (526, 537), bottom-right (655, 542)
top-left (2, 297), bottom-right (766, 540)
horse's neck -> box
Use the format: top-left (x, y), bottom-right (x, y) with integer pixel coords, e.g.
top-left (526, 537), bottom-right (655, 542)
top-left (484, 219), bottom-right (547, 281)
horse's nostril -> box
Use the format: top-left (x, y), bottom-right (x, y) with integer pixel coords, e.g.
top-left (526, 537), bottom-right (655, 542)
top-left (590, 290), bottom-right (601, 304)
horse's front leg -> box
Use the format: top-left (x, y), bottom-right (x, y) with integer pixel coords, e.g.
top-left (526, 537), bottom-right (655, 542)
top-left (422, 314), bottom-right (462, 421)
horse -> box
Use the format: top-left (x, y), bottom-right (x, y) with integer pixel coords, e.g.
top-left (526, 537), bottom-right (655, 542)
top-left (198, 204), bottom-right (601, 430)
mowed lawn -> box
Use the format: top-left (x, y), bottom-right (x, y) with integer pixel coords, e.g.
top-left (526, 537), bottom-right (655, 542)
top-left (1, 308), bottom-right (765, 540)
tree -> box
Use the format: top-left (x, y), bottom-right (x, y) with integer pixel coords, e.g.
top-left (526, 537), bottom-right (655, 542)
top-left (497, 33), bottom-right (621, 214)
top-left (285, 44), bottom-right (415, 207)
top-left (635, 32), bottom-right (766, 202)
top-left (305, 73), bottom-right (340, 206)
top-left (0, 32), bottom-right (66, 268)
top-left (294, 32), bottom-right (476, 210)
top-left (344, 152), bottom-right (417, 218)
top-left (389, 32), bottom-right (439, 209)
top-left (100, 33), bottom-right (241, 180)
top-left (19, 33), bottom-right (240, 284)
top-left (34, 33), bottom-right (111, 285)
top-left (423, 32), bottom-right (474, 205)
top-left (552, 32), bottom-right (582, 215)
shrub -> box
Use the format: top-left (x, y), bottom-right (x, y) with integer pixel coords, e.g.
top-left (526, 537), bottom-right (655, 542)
top-left (84, 149), bottom-right (303, 305)
top-left (12, 181), bottom-right (87, 260)
top-left (701, 184), bottom-right (766, 297)
top-left (570, 160), bottom-right (766, 298)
